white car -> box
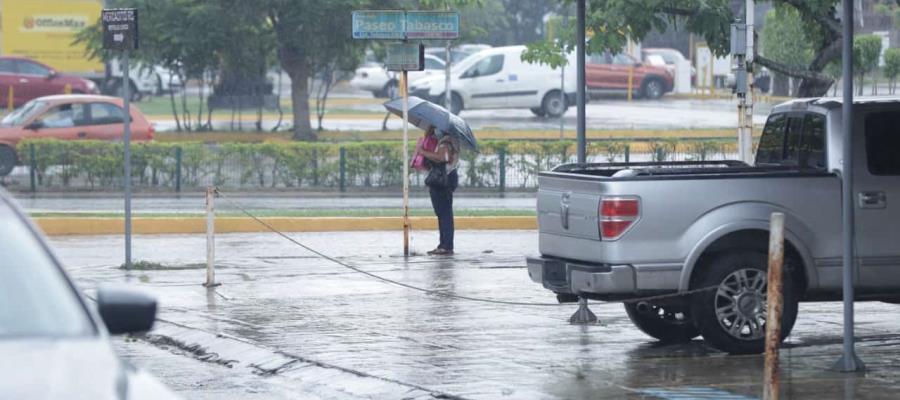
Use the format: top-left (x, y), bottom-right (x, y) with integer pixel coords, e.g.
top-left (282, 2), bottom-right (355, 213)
top-left (349, 55), bottom-right (446, 98)
top-left (409, 45), bottom-right (576, 117)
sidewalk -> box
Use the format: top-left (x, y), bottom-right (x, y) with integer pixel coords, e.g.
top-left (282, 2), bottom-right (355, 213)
top-left (56, 231), bottom-right (900, 399)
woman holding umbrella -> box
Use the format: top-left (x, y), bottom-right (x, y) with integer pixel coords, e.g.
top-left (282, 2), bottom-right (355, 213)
top-left (417, 127), bottom-right (460, 255)
top-left (383, 96), bottom-right (477, 256)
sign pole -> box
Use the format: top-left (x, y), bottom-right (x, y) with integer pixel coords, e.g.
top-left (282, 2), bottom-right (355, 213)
top-left (401, 70), bottom-right (410, 256)
top-left (833, 0), bottom-right (865, 373)
top-left (123, 47), bottom-right (133, 270)
top-left (576, 0), bottom-right (586, 164)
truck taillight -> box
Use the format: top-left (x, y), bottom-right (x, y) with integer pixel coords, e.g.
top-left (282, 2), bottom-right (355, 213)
top-left (600, 197), bottom-right (640, 240)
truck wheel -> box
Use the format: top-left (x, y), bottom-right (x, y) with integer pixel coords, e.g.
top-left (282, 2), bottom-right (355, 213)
top-left (530, 107), bottom-right (546, 118)
top-left (541, 90), bottom-right (567, 117)
top-left (641, 78), bottom-right (665, 99)
top-left (690, 252), bottom-right (799, 355)
top-left (624, 302), bottom-right (700, 343)
top-left (0, 146), bottom-right (17, 176)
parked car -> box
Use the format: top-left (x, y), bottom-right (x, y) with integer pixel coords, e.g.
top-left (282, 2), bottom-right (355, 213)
top-left (103, 61), bottom-right (184, 101)
top-left (0, 188), bottom-right (177, 399)
top-left (409, 45), bottom-right (576, 117)
top-left (0, 56), bottom-right (99, 108)
top-left (0, 95), bottom-right (154, 176)
top-left (641, 47), bottom-right (695, 83)
top-left (349, 55), bottom-right (446, 98)
top-left (586, 52), bottom-right (674, 99)
top-left (527, 97), bottom-right (900, 355)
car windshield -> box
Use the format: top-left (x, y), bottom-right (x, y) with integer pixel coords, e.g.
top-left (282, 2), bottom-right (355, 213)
top-left (0, 200), bottom-right (94, 339)
top-left (1, 100), bottom-right (47, 126)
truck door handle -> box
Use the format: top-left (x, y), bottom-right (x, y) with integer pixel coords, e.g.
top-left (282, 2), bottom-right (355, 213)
top-left (859, 191), bottom-right (886, 209)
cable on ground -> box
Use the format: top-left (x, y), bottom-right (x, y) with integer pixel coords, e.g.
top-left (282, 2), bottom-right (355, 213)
top-left (214, 188), bottom-right (718, 308)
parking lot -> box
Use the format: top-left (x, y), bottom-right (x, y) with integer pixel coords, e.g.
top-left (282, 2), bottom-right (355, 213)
top-left (52, 230), bottom-right (900, 399)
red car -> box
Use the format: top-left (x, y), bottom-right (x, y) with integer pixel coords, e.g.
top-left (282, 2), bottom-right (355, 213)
top-left (586, 52), bottom-right (674, 99)
top-left (0, 56), bottom-right (99, 108)
top-left (0, 95), bottom-right (154, 176)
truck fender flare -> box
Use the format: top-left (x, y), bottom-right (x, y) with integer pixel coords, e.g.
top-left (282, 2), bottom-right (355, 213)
top-left (679, 220), bottom-right (818, 292)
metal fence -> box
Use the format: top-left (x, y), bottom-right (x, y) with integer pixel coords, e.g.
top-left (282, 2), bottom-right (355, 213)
top-left (4, 140), bottom-right (739, 192)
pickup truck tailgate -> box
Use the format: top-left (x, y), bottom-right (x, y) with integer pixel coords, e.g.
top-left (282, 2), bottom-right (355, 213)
top-left (537, 175), bottom-right (602, 241)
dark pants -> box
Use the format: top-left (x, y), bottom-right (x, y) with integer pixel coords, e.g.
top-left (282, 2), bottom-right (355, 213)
top-left (429, 169), bottom-right (458, 251)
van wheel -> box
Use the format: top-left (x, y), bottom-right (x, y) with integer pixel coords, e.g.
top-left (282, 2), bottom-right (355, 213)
top-left (641, 78), bottom-right (665, 99)
top-left (530, 107), bottom-right (546, 118)
top-left (450, 93), bottom-right (463, 115)
top-left (0, 146), bottom-right (17, 176)
top-left (382, 80), bottom-right (399, 99)
top-left (624, 302), bottom-right (700, 343)
top-left (541, 90), bottom-right (567, 117)
top-left (690, 252), bottom-right (799, 354)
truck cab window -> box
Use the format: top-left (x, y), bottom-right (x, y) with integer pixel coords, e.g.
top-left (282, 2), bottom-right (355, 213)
top-left (756, 113), bottom-right (786, 165)
top-left (865, 111), bottom-right (900, 175)
top-left (799, 114), bottom-right (826, 169)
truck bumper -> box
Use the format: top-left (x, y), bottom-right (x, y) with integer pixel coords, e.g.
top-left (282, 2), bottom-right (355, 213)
top-left (526, 256), bottom-right (636, 295)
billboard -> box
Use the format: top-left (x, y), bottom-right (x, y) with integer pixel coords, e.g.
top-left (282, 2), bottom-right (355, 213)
top-left (2, 0), bottom-right (103, 73)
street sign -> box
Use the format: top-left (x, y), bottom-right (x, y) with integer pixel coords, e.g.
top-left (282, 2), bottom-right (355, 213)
top-left (352, 10), bottom-right (405, 39)
top-left (405, 11), bottom-right (459, 39)
top-left (101, 8), bottom-right (138, 50)
top-left (386, 43), bottom-right (424, 71)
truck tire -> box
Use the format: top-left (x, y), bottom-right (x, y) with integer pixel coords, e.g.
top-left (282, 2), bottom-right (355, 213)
top-left (641, 77), bottom-right (665, 99)
top-left (0, 146), bottom-right (17, 176)
top-left (530, 107), bottom-right (546, 118)
top-left (690, 252), bottom-right (799, 355)
top-left (541, 90), bottom-right (567, 118)
top-left (624, 302), bottom-right (700, 343)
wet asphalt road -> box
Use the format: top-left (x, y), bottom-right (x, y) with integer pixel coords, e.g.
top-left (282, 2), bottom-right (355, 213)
top-left (54, 231), bottom-right (900, 399)
top-left (151, 97), bottom-right (773, 133)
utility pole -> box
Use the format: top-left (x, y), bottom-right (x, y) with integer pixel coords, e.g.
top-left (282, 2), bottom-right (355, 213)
top-left (733, 0), bottom-right (755, 165)
top-left (576, 0), bottom-right (586, 164)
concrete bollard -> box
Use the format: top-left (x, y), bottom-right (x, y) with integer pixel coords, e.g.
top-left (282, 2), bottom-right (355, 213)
top-left (763, 212), bottom-right (785, 400)
top-left (204, 186), bottom-right (218, 287)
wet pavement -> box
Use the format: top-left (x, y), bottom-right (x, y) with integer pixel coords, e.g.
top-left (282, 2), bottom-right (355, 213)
top-left (151, 98), bottom-right (773, 133)
top-left (55, 231), bottom-right (900, 399)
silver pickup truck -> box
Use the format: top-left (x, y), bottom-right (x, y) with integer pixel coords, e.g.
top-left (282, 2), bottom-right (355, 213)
top-left (527, 97), bottom-right (900, 354)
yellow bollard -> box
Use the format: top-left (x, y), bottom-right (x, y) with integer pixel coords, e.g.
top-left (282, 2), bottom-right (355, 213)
top-left (7, 87), bottom-right (13, 111)
top-left (64, 84), bottom-right (72, 95)
top-left (627, 66), bottom-right (634, 102)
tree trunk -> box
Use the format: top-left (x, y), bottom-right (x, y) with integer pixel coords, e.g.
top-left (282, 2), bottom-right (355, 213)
top-left (772, 73), bottom-right (790, 97)
top-left (790, 78), bottom-right (802, 97)
top-left (286, 64), bottom-right (315, 141)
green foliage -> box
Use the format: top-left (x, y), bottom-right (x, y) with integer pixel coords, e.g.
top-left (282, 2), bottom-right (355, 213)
top-left (884, 49), bottom-right (900, 79)
top-left (854, 35), bottom-right (883, 75)
top-left (761, 5), bottom-right (814, 68)
top-left (18, 138), bottom-right (731, 191)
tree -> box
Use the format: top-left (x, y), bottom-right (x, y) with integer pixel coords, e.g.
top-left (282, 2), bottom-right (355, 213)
top-left (76, 0), bottom-right (253, 132)
top-left (884, 48), bottom-right (900, 94)
top-left (761, 5), bottom-right (813, 96)
top-left (853, 35), bottom-right (882, 96)
top-left (524, 0), bottom-right (849, 97)
top-left (263, 0), bottom-right (402, 141)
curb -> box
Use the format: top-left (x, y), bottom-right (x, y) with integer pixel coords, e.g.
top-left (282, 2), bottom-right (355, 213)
top-left (35, 216), bottom-right (537, 236)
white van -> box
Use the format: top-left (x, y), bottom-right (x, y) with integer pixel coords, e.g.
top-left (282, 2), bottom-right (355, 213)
top-left (408, 46), bottom-right (577, 117)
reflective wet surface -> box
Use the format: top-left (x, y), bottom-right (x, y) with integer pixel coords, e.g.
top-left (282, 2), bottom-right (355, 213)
top-left (53, 231), bottom-right (900, 399)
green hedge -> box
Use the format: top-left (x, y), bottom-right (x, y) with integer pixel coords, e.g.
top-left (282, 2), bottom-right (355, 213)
top-left (15, 138), bottom-right (735, 191)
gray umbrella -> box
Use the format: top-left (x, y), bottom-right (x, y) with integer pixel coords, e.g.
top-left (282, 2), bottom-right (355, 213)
top-left (383, 96), bottom-right (478, 151)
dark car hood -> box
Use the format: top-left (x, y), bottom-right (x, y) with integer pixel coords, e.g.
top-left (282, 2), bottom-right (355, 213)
top-left (0, 338), bottom-right (177, 400)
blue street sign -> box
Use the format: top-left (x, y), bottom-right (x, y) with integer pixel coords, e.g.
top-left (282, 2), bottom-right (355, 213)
top-left (405, 11), bottom-right (459, 39)
top-left (352, 10), bottom-right (405, 39)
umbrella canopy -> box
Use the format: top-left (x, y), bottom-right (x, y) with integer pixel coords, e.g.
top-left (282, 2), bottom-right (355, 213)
top-left (383, 96), bottom-right (478, 151)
